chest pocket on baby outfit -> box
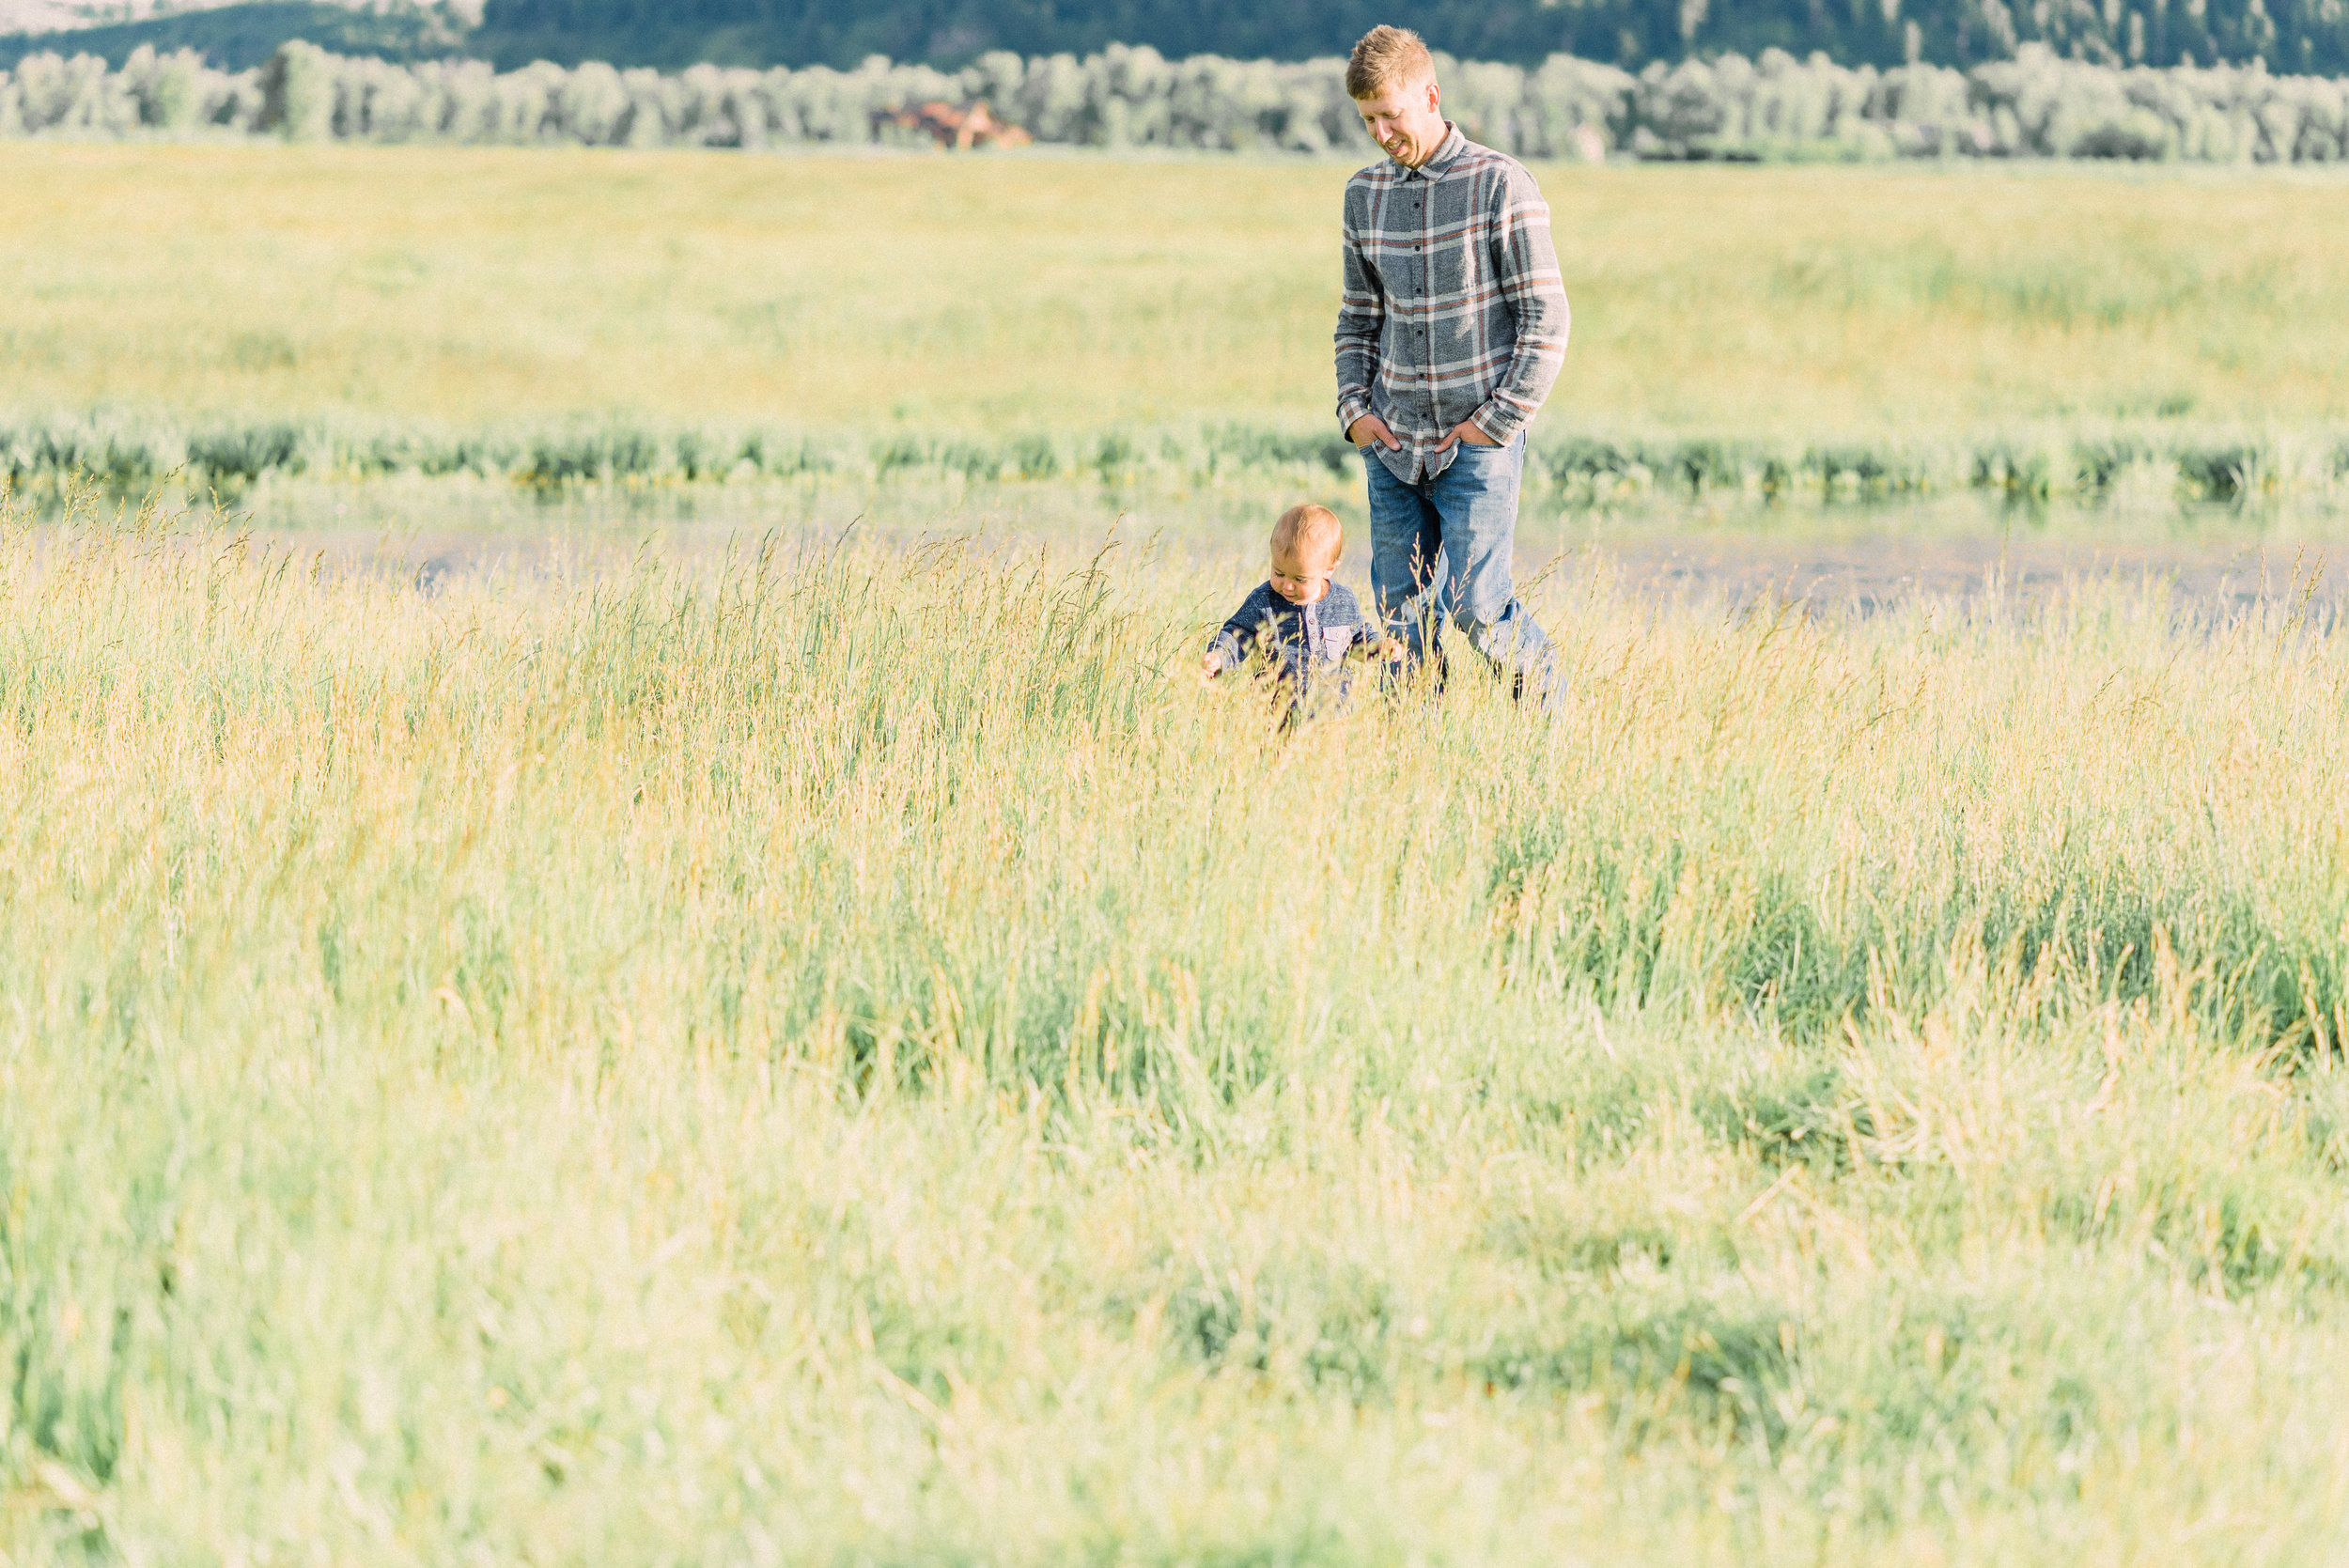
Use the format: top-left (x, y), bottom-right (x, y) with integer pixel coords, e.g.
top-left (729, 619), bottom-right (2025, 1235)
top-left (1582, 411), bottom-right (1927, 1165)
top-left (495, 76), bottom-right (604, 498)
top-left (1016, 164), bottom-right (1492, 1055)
top-left (1318, 626), bottom-right (1356, 661)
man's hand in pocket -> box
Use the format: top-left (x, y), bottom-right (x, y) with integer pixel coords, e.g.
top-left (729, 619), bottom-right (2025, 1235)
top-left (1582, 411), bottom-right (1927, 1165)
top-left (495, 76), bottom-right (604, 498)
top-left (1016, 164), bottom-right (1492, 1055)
top-left (1437, 418), bottom-right (1500, 450)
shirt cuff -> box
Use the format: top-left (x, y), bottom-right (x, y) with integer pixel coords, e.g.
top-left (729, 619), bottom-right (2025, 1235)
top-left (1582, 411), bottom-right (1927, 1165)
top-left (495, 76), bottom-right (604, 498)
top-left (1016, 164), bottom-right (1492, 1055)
top-left (1470, 400), bottom-right (1525, 446)
top-left (1337, 396), bottom-right (1373, 437)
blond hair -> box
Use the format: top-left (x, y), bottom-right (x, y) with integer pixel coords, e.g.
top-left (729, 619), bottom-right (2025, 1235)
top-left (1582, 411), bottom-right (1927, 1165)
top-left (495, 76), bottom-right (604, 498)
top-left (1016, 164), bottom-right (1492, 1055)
top-left (1270, 504), bottom-right (1344, 565)
top-left (1346, 25), bottom-right (1436, 101)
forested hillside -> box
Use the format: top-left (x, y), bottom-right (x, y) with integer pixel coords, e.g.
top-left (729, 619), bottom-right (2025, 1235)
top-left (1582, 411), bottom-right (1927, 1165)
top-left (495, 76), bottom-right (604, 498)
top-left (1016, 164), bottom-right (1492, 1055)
top-left (0, 3), bottom-right (461, 70)
top-left (468, 0), bottom-right (2349, 75)
top-left (5, 0), bottom-right (2345, 75)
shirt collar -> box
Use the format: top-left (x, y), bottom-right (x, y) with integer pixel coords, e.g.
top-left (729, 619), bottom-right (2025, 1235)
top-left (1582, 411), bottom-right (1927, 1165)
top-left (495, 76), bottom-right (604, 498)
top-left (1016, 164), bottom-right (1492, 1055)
top-left (1400, 122), bottom-right (1467, 180)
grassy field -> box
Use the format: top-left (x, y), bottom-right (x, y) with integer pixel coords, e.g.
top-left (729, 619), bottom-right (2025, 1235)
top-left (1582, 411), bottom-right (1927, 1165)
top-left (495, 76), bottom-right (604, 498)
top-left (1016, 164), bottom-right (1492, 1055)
top-left (4, 492), bottom-right (2348, 1561)
top-left (5, 142), bottom-right (2348, 442)
top-left (6, 144), bottom-right (2349, 1560)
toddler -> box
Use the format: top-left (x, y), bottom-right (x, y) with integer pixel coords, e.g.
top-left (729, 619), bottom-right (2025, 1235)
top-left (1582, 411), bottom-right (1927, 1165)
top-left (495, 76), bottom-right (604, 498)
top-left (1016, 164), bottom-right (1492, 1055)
top-left (1200, 504), bottom-right (1399, 704)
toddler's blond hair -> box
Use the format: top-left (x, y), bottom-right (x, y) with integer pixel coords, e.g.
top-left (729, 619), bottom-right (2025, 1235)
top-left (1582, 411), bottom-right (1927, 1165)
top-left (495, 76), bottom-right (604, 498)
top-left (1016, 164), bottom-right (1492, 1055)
top-left (1271, 504), bottom-right (1344, 565)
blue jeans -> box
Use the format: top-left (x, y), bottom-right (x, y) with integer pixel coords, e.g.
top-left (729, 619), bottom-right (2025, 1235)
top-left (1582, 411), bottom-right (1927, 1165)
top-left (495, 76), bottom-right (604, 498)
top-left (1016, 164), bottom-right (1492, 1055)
top-left (1364, 437), bottom-right (1556, 698)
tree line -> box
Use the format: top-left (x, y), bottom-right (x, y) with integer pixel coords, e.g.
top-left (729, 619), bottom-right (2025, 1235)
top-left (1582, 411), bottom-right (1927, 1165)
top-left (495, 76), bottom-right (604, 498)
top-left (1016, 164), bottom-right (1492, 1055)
top-left (366, 0), bottom-right (2349, 77)
top-left (4, 0), bottom-right (2345, 76)
top-left (4, 38), bottom-right (2346, 162)
top-left (468, 0), bottom-right (2349, 75)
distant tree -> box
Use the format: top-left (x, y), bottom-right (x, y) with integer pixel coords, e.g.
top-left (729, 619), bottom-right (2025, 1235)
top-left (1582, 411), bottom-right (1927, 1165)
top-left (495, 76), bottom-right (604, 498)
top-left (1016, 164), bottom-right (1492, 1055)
top-left (9, 0), bottom-right (2348, 75)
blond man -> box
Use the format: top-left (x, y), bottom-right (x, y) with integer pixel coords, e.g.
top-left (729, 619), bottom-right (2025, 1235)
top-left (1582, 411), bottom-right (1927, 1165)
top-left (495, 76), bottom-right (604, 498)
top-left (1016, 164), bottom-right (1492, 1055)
top-left (1337, 25), bottom-right (1570, 703)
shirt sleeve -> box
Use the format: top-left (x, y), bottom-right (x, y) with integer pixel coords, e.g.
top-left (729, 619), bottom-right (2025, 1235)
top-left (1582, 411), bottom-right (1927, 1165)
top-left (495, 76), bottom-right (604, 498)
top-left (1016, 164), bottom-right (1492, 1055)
top-left (1334, 184), bottom-right (1385, 438)
top-left (1205, 587), bottom-right (1270, 674)
top-left (1469, 165), bottom-right (1570, 447)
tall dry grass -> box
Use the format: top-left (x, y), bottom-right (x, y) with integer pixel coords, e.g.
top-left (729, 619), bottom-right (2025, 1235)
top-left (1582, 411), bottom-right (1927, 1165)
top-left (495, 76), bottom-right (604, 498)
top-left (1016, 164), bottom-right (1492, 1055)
top-left (4, 492), bottom-right (2347, 1560)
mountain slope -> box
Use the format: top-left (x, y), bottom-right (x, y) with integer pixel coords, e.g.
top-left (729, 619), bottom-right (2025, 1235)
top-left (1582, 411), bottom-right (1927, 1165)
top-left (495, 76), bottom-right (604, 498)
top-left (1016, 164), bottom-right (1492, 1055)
top-left (0, 0), bottom-right (465, 70)
top-left (469, 0), bottom-right (2349, 73)
top-left (6, 0), bottom-right (2342, 77)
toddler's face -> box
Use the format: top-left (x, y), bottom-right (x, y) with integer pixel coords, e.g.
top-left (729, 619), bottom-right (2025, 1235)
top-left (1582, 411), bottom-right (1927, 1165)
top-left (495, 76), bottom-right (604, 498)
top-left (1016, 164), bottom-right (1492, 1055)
top-left (1268, 542), bottom-right (1337, 604)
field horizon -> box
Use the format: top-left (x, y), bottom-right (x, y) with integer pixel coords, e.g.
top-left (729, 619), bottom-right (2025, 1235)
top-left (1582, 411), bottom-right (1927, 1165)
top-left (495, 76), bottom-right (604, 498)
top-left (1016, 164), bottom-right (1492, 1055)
top-left (8, 144), bottom-right (2348, 433)
top-left (8, 142), bottom-right (2349, 513)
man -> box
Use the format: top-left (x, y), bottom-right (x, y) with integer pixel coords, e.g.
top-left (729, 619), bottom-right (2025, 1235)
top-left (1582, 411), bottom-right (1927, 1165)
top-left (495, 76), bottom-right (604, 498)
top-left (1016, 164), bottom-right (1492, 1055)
top-left (1336, 25), bottom-right (1570, 700)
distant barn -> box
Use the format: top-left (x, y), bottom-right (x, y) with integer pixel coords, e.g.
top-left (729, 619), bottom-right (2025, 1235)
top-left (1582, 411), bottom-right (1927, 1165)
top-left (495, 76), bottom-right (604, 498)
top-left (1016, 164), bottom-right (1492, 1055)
top-left (874, 99), bottom-right (1033, 149)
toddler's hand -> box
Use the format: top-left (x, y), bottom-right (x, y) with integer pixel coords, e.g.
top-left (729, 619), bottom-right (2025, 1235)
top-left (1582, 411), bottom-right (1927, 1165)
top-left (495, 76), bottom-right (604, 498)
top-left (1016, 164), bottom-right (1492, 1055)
top-left (1377, 637), bottom-right (1405, 662)
top-left (1199, 652), bottom-right (1222, 681)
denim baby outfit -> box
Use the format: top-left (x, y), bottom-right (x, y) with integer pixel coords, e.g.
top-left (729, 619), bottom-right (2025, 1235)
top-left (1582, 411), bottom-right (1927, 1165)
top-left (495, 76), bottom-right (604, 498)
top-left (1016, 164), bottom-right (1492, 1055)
top-left (1204, 582), bottom-right (1382, 715)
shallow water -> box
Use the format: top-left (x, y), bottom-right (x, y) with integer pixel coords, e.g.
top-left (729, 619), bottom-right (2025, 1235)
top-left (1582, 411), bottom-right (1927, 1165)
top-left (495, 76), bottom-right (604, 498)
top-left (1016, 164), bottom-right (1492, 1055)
top-left (50, 474), bottom-right (2349, 624)
top-left (1560, 515), bottom-right (2345, 622)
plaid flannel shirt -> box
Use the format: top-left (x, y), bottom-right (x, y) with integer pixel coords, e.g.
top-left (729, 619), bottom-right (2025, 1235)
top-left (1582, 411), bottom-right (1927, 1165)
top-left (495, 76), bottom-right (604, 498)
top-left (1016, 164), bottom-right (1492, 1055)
top-left (1335, 123), bottom-right (1571, 485)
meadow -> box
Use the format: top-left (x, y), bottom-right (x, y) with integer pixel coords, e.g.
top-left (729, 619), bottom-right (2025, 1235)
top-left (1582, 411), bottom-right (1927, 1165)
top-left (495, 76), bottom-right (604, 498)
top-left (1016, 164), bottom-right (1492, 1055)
top-left (4, 144), bottom-right (2348, 504)
top-left (6, 491), bottom-right (2349, 1562)
top-left (6, 145), bottom-right (2349, 1562)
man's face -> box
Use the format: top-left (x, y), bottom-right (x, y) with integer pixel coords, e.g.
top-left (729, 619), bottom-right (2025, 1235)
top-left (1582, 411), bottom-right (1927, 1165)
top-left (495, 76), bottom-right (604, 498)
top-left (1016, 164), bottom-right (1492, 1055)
top-left (1353, 74), bottom-right (1445, 167)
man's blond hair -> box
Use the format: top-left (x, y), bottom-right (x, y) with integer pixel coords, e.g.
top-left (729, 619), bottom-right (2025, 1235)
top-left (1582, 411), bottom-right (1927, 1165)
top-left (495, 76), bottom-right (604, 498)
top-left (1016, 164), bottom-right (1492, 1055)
top-left (1271, 504), bottom-right (1345, 564)
top-left (1346, 25), bottom-right (1436, 101)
